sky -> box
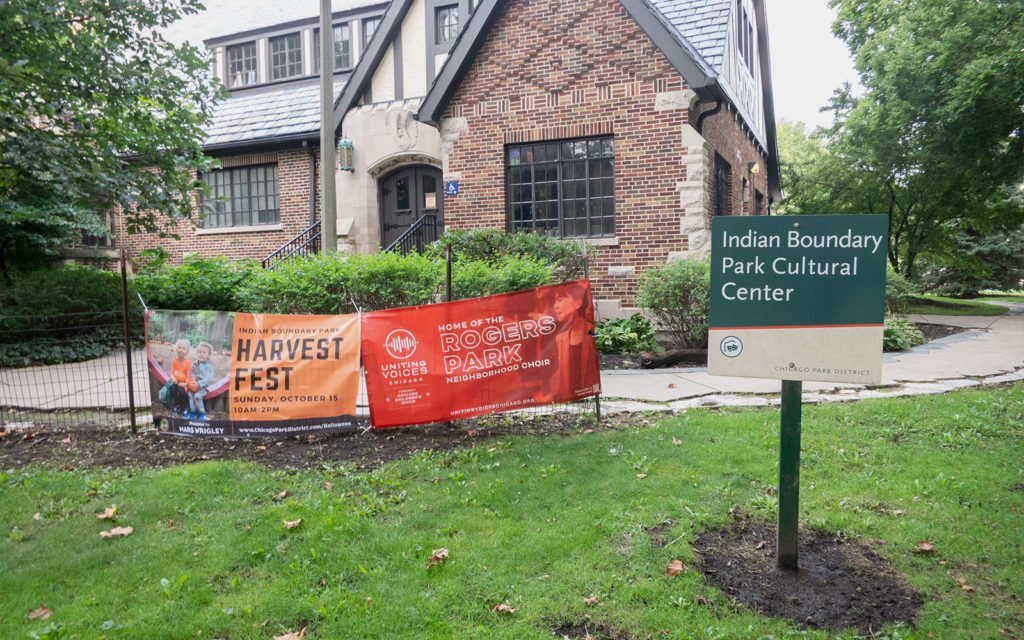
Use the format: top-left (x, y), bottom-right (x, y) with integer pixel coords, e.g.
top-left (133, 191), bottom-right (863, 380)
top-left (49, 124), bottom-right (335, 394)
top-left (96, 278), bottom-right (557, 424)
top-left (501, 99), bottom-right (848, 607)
top-left (765, 0), bottom-right (860, 130)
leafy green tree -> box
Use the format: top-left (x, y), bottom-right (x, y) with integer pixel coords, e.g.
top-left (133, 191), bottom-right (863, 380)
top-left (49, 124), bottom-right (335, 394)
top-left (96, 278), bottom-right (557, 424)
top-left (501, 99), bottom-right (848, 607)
top-left (780, 1), bottom-right (1024, 279)
top-left (0, 0), bottom-right (222, 273)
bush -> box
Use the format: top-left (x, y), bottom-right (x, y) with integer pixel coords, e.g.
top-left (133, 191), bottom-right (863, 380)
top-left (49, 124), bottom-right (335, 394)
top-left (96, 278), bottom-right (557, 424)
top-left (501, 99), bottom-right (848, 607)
top-left (429, 229), bottom-right (589, 282)
top-left (0, 265), bottom-right (143, 365)
top-left (594, 313), bottom-right (657, 354)
top-left (345, 251), bottom-right (442, 311)
top-left (885, 263), bottom-right (918, 314)
top-left (236, 253), bottom-right (357, 314)
top-left (134, 254), bottom-right (256, 311)
top-left (450, 255), bottom-right (554, 300)
top-left (637, 258), bottom-right (710, 348)
top-left (883, 317), bottom-right (926, 352)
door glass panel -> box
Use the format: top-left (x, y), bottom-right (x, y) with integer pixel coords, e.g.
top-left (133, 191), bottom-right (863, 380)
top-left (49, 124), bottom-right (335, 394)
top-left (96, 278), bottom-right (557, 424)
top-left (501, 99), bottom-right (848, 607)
top-left (422, 175), bottom-right (437, 209)
top-left (396, 176), bottom-right (410, 210)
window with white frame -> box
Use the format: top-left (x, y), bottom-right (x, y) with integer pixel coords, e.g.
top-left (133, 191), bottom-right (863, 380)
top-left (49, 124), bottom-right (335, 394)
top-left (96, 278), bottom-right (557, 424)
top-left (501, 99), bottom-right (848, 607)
top-left (270, 33), bottom-right (303, 80)
top-left (363, 17), bottom-right (381, 49)
top-left (226, 42), bottom-right (257, 88)
top-left (202, 164), bottom-right (280, 228)
top-left (314, 24), bottom-right (352, 72)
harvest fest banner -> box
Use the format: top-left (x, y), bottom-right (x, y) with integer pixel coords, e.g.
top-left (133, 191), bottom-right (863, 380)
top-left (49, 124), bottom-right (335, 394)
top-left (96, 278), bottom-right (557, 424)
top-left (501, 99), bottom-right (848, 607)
top-left (361, 280), bottom-right (602, 428)
top-left (145, 310), bottom-right (361, 437)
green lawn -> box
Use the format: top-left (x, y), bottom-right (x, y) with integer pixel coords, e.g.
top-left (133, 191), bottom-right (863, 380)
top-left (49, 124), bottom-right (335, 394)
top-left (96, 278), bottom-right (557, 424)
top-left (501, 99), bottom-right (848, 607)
top-left (978, 292), bottom-right (1024, 303)
top-left (3, 384), bottom-right (1023, 639)
top-left (907, 295), bottom-right (1008, 316)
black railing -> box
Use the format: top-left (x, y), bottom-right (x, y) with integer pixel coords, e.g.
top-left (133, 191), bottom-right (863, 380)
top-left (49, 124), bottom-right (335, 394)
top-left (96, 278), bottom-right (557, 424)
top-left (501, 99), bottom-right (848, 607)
top-left (384, 213), bottom-right (439, 255)
top-left (262, 220), bottom-right (321, 269)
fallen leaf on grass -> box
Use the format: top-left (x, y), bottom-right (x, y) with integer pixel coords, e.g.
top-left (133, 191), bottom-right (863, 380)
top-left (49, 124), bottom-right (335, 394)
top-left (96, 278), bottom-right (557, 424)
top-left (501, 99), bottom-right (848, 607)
top-left (666, 560), bottom-right (687, 577)
top-left (493, 603), bottom-right (516, 614)
top-left (635, 473), bottom-right (647, 479)
top-left (28, 606), bottom-right (52, 620)
top-left (584, 596), bottom-right (599, 607)
top-left (283, 519), bottom-right (302, 530)
top-left (275, 490), bottom-right (288, 500)
top-left (324, 482), bottom-right (334, 489)
top-left (99, 526), bottom-right (133, 538)
top-left (962, 584), bottom-right (975, 592)
top-left (33, 512), bottom-right (41, 520)
top-left (58, 436), bottom-right (71, 444)
top-left (96, 506), bottom-right (118, 520)
top-left (273, 627), bottom-right (306, 640)
top-left (366, 597), bottom-right (372, 607)
top-left (426, 547), bottom-right (449, 569)
top-left (915, 541), bottom-right (935, 553)
top-left (671, 437), bottom-right (682, 445)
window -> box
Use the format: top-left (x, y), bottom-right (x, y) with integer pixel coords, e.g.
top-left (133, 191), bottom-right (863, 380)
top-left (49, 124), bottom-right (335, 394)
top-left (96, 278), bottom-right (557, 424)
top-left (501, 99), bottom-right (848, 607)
top-left (754, 190), bottom-right (764, 216)
top-left (506, 137), bottom-right (615, 238)
top-left (363, 17), bottom-right (381, 49)
top-left (436, 5), bottom-right (459, 44)
top-left (270, 33), bottom-right (303, 80)
top-left (314, 24), bottom-right (352, 72)
top-left (714, 153), bottom-right (732, 217)
top-left (735, 0), bottom-right (755, 71)
top-left (226, 42), bottom-right (257, 88)
top-left (202, 164), bottom-right (279, 228)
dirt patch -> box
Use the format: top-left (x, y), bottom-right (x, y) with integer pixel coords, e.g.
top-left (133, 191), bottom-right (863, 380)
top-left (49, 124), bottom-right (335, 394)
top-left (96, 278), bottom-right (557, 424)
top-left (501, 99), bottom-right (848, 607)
top-left (552, 620), bottom-right (631, 639)
top-left (644, 519), bottom-right (676, 549)
top-left (914, 322), bottom-right (967, 342)
top-left (693, 515), bottom-right (922, 634)
top-left (0, 412), bottom-right (624, 471)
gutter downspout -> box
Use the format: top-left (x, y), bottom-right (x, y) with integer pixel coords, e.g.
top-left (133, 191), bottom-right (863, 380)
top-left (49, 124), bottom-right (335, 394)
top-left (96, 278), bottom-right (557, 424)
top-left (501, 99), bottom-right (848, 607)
top-left (303, 140), bottom-right (317, 226)
top-left (696, 100), bottom-right (721, 134)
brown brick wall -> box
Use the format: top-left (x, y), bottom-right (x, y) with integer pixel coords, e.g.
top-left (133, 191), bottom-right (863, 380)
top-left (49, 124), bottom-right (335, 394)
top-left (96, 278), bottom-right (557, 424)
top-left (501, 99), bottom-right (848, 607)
top-left (441, 0), bottom-right (769, 307)
top-left (700, 103), bottom-right (771, 219)
top-left (116, 146), bottom-right (321, 266)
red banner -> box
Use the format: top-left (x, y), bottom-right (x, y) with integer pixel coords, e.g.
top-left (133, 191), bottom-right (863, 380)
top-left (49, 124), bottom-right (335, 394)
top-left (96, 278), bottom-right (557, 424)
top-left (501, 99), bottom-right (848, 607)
top-left (362, 280), bottom-right (601, 428)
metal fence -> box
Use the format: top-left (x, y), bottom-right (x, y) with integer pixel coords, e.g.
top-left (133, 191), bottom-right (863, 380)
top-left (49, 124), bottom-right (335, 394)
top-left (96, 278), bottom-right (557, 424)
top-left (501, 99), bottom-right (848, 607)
top-left (1, 315), bottom-right (599, 434)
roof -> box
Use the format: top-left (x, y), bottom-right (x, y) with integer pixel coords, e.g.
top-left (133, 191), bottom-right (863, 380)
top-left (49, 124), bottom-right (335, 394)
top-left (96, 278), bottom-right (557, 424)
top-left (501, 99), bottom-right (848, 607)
top-left (204, 80), bottom-right (346, 151)
top-left (649, 0), bottom-right (731, 71)
top-left (163, 0), bottom-right (381, 46)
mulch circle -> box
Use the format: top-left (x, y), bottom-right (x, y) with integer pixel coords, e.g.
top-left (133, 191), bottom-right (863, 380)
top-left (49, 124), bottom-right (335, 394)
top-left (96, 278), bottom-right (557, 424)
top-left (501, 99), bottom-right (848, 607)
top-left (692, 514), bottom-right (922, 634)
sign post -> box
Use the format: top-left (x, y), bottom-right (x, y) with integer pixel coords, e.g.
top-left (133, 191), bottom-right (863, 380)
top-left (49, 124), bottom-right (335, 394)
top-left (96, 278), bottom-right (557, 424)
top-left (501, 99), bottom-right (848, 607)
top-left (708, 214), bottom-right (887, 570)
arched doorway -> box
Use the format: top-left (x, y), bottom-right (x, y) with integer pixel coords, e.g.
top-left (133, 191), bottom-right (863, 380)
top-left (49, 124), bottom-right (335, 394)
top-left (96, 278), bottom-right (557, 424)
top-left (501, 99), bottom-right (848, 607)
top-left (378, 165), bottom-right (443, 249)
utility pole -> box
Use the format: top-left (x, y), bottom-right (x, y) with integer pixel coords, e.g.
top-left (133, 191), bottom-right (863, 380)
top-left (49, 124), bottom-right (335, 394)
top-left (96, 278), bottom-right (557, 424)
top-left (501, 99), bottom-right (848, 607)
top-left (320, 0), bottom-right (337, 251)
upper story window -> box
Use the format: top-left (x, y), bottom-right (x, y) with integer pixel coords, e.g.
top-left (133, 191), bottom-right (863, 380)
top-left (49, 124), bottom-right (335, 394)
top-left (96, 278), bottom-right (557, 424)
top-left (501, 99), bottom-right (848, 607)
top-left (506, 137), bottom-right (615, 238)
top-left (314, 24), bottom-right (352, 72)
top-left (270, 33), bottom-right (303, 80)
top-left (436, 5), bottom-right (459, 44)
top-left (226, 42), bottom-right (257, 88)
top-left (363, 17), bottom-right (381, 49)
top-left (735, 0), bottom-right (755, 71)
top-left (202, 164), bottom-right (280, 228)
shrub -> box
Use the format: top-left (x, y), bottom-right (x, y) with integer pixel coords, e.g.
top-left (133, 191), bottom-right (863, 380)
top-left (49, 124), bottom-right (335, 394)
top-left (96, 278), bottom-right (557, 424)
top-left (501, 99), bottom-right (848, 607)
top-left (345, 251), bottom-right (442, 311)
top-left (450, 255), bottom-right (554, 300)
top-left (0, 265), bottom-right (143, 365)
top-left (134, 254), bottom-right (255, 311)
top-left (236, 253), bottom-right (356, 314)
top-left (637, 258), bottom-right (710, 348)
top-left (883, 317), bottom-right (926, 352)
top-left (885, 263), bottom-right (918, 314)
top-left (430, 229), bottom-right (589, 282)
top-left (594, 313), bottom-right (657, 354)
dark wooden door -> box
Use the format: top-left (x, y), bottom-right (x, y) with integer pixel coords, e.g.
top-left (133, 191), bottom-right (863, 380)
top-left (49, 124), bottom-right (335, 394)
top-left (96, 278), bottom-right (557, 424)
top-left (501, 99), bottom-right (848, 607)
top-left (379, 166), bottom-right (442, 248)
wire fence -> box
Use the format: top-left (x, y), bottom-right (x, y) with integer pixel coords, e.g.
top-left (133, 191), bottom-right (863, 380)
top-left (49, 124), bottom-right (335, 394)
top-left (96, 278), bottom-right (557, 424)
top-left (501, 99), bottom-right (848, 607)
top-left (1, 315), bottom-right (599, 434)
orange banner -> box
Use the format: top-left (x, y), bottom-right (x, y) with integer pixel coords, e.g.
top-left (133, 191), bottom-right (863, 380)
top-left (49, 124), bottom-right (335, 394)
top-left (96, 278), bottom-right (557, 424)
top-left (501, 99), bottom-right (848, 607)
top-left (229, 313), bottom-right (361, 422)
top-left (362, 280), bottom-right (601, 428)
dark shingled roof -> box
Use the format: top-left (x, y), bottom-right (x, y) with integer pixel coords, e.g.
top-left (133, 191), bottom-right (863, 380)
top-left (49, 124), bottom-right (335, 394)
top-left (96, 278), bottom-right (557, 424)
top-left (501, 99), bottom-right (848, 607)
top-left (204, 80), bottom-right (346, 149)
top-left (650, 0), bottom-right (731, 71)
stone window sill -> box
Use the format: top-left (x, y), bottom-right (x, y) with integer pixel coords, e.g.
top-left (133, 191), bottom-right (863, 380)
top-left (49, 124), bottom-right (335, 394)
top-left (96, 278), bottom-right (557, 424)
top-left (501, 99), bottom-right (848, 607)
top-left (195, 224), bottom-right (284, 236)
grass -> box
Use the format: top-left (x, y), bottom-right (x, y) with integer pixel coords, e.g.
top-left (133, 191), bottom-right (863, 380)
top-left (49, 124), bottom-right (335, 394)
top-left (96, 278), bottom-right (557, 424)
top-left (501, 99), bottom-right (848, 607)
top-left (977, 292), bottom-right (1024, 303)
top-left (3, 384), bottom-right (1023, 639)
top-left (907, 295), bottom-right (1008, 316)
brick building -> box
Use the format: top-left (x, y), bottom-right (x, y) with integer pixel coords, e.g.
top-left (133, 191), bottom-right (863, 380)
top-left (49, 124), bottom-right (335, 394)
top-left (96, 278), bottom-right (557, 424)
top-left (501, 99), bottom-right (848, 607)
top-left (115, 0), bottom-right (780, 314)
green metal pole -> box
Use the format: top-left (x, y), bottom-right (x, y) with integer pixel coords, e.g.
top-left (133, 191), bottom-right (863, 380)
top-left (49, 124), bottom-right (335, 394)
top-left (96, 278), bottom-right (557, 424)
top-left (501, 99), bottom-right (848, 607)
top-left (777, 379), bottom-right (802, 570)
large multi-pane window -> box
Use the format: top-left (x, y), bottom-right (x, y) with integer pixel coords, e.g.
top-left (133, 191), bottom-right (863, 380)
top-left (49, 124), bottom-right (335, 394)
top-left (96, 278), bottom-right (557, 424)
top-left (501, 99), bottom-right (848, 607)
top-left (507, 137), bottom-right (615, 238)
top-left (226, 42), bottom-right (257, 88)
top-left (270, 33), bottom-right (303, 80)
top-left (203, 165), bottom-right (280, 228)
top-left (314, 24), bottom-right (352, 72)
top-left (363, 17), bottom-right (381, 49)
top-left (436, 5), bottom-right (459, 44)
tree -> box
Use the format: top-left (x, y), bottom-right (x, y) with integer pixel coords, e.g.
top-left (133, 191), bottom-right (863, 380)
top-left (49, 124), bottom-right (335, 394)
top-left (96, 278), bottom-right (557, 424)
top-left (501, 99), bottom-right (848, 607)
top-left (778, 0), bottom-right (1024, 279)
top-left (0, 0), bottom-right (222, 273)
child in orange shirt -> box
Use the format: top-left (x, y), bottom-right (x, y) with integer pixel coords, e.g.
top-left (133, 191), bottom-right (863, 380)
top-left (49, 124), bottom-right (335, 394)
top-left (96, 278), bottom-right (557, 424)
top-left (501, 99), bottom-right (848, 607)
top-left (169, 339), bottom-right (192, 416)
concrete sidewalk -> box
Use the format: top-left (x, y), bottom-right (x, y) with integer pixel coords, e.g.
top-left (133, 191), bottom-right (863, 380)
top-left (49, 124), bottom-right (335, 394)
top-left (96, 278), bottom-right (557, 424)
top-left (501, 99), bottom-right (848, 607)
top-left (1, 305), bottom-right (1021, 415)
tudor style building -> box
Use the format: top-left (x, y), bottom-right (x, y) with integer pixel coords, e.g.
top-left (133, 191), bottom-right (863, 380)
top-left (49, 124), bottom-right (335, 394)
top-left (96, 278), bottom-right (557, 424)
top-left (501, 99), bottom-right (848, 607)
top-left (117, 0), bottom-right (780, 314)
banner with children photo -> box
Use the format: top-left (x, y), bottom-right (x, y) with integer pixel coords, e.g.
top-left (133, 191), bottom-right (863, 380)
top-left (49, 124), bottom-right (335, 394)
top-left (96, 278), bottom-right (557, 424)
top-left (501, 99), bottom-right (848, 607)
top-left (145, 310), bottom-right (361, 437)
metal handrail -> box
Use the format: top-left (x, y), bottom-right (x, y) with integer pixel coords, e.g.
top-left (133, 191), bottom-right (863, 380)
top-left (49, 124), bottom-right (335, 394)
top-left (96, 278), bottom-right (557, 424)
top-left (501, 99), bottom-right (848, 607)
top-left (384, 213), bottom-right (439, 255)
top-left (261, 220), bottom-right (322, 269)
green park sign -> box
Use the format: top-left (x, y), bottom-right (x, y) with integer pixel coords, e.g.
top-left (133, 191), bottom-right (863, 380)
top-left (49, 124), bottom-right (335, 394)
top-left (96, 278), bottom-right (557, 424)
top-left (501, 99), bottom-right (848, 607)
top-left (708, 214), bottom-right (888, 385)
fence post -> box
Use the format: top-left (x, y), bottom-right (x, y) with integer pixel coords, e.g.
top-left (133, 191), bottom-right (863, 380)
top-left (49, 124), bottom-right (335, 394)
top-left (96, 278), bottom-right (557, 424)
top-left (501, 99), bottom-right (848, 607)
top-left (582, 242), bottom-right (601, 424)
top-left (445, 243), bottom-right (453, 303)
top-left (120, 248), bottom-right (137, 435)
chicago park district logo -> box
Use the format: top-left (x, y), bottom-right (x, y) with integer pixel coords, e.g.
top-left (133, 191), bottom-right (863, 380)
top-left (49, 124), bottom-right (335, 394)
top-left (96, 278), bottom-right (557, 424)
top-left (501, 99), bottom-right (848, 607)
top-left (720, 336), bottom-right (743, 358)
top-left (384, 329), bottom-right (418, 360)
